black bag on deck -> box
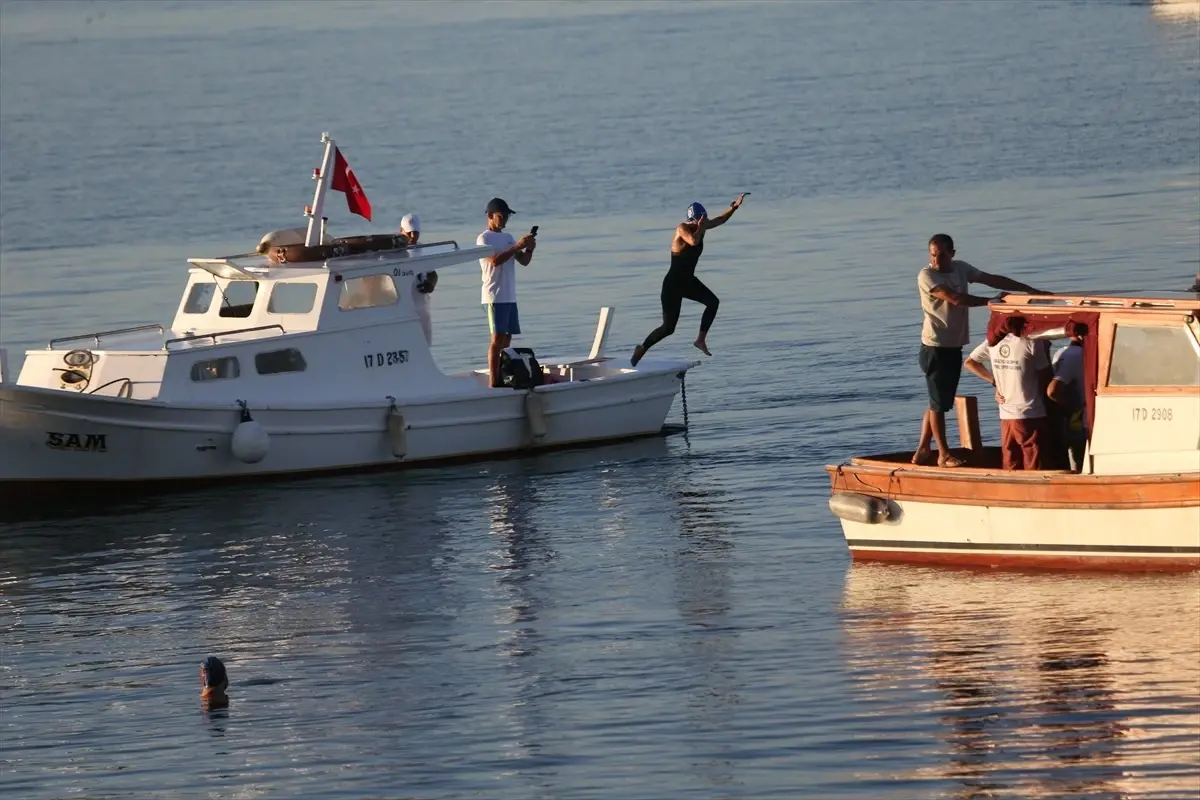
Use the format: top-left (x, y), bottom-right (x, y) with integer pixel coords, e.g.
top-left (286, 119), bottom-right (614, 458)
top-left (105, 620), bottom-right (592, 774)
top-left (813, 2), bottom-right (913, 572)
top-left (499, 347), bottom-right (545, 390)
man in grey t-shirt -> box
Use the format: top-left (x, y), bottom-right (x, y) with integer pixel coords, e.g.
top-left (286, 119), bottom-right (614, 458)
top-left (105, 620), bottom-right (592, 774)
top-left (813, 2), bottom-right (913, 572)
top-left (913, 233), bottom-right (1050, 467)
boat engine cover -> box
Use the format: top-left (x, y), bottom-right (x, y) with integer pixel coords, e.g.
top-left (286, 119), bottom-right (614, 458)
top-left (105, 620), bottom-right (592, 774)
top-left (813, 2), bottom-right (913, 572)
top-left (500, 347), bottom-right (545, 390)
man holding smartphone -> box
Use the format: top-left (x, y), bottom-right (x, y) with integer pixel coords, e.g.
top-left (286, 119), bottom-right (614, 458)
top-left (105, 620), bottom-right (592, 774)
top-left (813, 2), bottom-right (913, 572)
top-left (477, 197), bottom-right (536, 388)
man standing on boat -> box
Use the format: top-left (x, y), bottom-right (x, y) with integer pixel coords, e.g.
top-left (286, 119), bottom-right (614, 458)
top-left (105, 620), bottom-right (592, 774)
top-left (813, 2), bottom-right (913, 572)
top-left (631, 193), bottom-right (748, 367)
top-left (964, 330), bottom-right (1054, 470)
top-left (477, 198), bottom-right (536, 388)
top-left (914, 233), bottom-right (1050, 467)
top-left (400, 213), bottom-right (436, 345)
top-left (1046, 328), bottom-right (1087, 471)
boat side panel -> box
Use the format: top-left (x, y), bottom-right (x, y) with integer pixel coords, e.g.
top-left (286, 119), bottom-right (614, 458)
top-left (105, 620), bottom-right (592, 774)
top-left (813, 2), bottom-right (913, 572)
top-left (828, 465), bottom-right (1200, 509)
top-left (1088, 392), bottom-right (1200, 476)
top-left (833, 501), bottom-right (1200, 571)
top-left (0, 372), bottom-right (683, 482)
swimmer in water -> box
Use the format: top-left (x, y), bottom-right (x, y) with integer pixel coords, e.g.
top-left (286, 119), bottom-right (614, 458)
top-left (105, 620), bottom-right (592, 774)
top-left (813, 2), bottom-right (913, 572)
top-left (200, 656), bottom-right (229, 710)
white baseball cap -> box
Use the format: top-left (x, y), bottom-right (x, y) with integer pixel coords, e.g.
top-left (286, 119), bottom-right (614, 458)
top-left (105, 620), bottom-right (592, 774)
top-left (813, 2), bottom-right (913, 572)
top-left (400, 213), bottom-right (421, 234)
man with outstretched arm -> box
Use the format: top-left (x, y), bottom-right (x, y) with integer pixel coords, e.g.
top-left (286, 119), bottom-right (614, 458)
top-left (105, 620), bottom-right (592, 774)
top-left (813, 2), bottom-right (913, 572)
top-left (914, 233), bottom-right (1051, 467)
top-left (477, 197), bottom-right (536, 388)
top-left (631, 193), bottom-right (748, 366)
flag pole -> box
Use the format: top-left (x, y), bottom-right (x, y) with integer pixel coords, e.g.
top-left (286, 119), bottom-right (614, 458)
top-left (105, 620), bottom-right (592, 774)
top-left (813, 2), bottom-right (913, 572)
top-left (305, 132), bottom-right (335, 247)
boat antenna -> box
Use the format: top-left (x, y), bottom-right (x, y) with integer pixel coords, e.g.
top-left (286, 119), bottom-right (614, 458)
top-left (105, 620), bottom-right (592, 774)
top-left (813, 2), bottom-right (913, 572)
top-left (305, 132), bottom-right (335, 247)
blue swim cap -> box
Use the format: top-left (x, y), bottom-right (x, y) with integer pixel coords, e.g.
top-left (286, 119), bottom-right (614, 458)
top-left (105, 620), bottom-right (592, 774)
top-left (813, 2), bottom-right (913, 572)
top-left (686, 202), bottom-right (706, 222)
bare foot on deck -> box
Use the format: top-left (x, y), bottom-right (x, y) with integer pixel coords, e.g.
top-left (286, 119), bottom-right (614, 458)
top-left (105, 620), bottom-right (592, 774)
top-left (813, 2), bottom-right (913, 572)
top-left (693, 338), bottom-right (712, 356)
top-left (911, 446), bottom-right (934, 466)
top-left (938, 454), bottom-right (966, 468)
top-left (631, 345), bottom-right (646, 367)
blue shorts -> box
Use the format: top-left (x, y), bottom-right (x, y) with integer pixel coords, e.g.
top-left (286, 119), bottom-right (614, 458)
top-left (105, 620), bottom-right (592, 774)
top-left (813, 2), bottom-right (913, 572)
top-left (487, 302), bottom-right (521, 335)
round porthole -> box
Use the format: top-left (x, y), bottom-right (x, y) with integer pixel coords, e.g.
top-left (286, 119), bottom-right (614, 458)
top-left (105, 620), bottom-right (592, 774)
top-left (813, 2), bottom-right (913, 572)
top-left (60, 370), bottom-right (88, 384)
top-left (63, 349), bottom-right (95, 368)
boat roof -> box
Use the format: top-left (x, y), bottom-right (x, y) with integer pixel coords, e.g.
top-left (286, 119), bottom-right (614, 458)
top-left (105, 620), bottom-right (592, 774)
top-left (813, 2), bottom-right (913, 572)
top-left (995, 290), bottom-right (1200, 313)
top-left (186, 239), bottom-right (487, 280)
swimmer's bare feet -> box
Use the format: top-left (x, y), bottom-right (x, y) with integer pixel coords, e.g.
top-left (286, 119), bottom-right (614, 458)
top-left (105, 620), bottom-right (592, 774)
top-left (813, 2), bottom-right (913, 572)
top-left (631, 345), bottom-right (646, 367)
top-left (693, 337), bottom-right (712, 356)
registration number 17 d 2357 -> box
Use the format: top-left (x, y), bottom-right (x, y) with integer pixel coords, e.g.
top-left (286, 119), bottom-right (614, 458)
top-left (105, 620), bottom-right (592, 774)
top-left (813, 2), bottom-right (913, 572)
top-left (363, 349), bottom-right (409, 368)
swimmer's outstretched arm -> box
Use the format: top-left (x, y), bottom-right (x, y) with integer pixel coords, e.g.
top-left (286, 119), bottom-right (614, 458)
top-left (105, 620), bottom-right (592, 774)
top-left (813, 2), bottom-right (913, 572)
top-left (702, 193), bottom-right (748, 230)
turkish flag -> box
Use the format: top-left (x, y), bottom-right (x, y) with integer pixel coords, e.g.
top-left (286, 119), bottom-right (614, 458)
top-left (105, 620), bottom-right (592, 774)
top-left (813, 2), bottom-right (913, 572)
top-left (330, 146), bottom-right (372, 221)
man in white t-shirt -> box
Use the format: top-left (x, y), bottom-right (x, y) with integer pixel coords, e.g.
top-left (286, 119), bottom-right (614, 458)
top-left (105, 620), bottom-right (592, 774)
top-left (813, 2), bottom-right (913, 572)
top-left (400, 213), bottom-right (437, 345)
top-left (913, 233), bottom-right (1050, 468)
top-left (1047, 333), bottom-right (1087, 471)
top-left (964, 332), bottom-right (1054, 470)
top-left (477, 197), bottom-right (536, 388)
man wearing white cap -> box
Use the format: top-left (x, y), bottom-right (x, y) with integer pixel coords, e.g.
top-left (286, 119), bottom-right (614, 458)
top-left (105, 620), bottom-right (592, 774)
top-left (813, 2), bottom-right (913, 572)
top-left (401, 213), bottom-right (437, 344)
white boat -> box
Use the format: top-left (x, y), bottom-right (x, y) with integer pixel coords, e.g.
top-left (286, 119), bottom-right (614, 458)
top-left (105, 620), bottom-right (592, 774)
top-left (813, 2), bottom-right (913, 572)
top-left (826, 292), bottom-right (1200, 572)
top-left (0, 133), bottom-right (698, 502)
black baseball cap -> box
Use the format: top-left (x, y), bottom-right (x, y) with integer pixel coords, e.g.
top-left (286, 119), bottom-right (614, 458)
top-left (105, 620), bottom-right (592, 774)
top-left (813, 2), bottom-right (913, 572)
top-left (486, 197), bottom-right (516, 216)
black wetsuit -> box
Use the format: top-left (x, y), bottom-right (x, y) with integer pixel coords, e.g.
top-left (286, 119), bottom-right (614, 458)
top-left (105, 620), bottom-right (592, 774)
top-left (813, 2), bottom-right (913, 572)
top-left (639, 238), bottom-right (719, 351)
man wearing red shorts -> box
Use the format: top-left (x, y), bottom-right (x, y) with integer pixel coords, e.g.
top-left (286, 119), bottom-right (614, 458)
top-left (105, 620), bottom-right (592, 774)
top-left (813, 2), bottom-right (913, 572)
top-left (964, 332), bottom-right (1054, 470)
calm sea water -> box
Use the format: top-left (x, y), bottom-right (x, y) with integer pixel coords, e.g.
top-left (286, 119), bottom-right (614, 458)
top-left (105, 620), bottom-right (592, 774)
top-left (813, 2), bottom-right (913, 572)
top-left (1, 1), bottom-right (1198, 798)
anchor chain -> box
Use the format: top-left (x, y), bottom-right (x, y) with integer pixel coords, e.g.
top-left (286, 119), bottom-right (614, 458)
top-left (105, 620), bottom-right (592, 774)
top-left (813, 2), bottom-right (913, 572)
top-left (679, 371), bottom-right (689, 430)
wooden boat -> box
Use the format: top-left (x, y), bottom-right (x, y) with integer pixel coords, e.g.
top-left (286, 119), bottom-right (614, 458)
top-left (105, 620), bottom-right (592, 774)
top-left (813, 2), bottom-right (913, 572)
top-left (826, 293), bottom-right (1200, 572)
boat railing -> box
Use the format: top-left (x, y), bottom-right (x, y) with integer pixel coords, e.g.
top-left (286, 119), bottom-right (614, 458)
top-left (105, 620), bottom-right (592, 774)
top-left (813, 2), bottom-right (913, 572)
top-left (164, 324), bottom-right (286, 350)
top-left (47, 324), bottom-right (165, 350)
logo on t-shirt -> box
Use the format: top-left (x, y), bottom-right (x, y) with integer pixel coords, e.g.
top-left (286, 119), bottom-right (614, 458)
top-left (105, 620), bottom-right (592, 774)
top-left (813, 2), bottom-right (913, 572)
top-left (999, 343), bottom-right (1011, 359)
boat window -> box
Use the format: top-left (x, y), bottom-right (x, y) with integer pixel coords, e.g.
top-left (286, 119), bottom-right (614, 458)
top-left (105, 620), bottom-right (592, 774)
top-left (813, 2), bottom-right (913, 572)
top-left (218, 281), bottom-right (259, 318)
top-left (267, 282), bottom-right (318, 314)
top-left (338, 275), bottom-right (398, 310)
top-left (255, 348), bottom-right (307, 375)
top-left (190, 357), bottom-right (240, 382)
top-left (184, 283), bottom-right (216, 314)
top-left (1109, 324), bottom-right (1200, 387)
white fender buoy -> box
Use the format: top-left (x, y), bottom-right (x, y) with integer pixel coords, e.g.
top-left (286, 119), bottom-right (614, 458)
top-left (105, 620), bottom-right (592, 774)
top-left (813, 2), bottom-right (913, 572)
top-left (525, 391), bottom-right (547, 441)
top-left (386, 399), bottom-right (407, 458)
top-left (828, 492), bottom-right (891, 525)
top-left (231, 401), bottom-right (269, 464)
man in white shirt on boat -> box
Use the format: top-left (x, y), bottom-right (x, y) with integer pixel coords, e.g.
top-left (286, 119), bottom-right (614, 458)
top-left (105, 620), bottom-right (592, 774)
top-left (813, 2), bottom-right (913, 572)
top-left (1047, 330), bottom-right (1087, 471)
top-left (477, 197), bottom-right (536, 389)
top-left (964, 330), bottom-right (1054, 470)
top-left (400, 213), bottom-right (437, 345)
top-left (914, 233), bottom-right (1051, 468)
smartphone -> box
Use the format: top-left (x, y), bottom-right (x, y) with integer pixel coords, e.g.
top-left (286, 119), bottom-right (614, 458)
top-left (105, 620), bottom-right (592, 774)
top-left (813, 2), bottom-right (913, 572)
top-left (530, 226), bottom-right (539, 237)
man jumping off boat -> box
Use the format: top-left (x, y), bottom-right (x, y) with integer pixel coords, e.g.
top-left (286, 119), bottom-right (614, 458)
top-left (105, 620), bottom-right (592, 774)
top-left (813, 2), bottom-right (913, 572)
top-left (631, 193), bottom-right (748, 366)
top-left (914, 233), bottom-right (1051, 468)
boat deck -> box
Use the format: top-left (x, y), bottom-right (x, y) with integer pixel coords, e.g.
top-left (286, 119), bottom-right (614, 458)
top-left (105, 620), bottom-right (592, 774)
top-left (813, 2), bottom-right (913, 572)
top-left (845, 447), bottom-right (1074, 476)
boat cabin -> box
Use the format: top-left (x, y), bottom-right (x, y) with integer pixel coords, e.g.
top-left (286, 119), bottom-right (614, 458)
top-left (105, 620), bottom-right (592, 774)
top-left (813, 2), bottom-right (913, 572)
top-left (13, 236), bottom-right (495, 403)
top-left (943, 292), bottom-right (1199, 476)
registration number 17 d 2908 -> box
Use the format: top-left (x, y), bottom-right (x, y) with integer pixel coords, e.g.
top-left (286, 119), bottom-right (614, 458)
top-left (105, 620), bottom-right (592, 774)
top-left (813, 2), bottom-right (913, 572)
top-left (363, 349), bottom-right (409, 368)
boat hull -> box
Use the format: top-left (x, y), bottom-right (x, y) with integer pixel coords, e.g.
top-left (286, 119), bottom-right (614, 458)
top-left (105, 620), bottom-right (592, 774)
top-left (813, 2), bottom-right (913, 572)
top-left (826, 456), bottom-right (1200, 572)
top-left (0, 368), bottom-right (686, 496)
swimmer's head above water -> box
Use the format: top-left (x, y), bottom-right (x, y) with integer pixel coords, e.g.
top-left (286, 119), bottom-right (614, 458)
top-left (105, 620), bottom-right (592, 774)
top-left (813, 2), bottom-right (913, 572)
top-left (200, 655), bottom-right (229, 709)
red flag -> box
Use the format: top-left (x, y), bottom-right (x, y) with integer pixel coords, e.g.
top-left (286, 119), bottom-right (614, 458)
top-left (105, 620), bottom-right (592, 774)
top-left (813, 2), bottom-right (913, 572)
top-left (330, 146), bottom-right (372, 221)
